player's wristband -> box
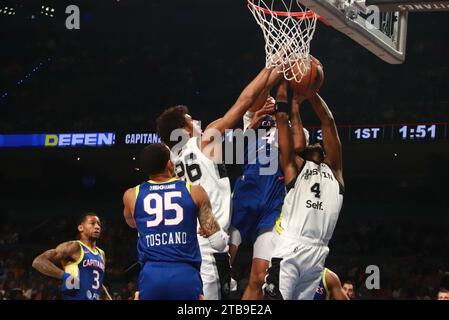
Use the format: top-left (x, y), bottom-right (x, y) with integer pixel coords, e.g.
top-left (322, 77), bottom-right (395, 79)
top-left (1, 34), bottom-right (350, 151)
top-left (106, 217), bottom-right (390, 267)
top-left (275, 102), bottom-right (289, 114)
top-left (208, 229), bottom-right (229, 252)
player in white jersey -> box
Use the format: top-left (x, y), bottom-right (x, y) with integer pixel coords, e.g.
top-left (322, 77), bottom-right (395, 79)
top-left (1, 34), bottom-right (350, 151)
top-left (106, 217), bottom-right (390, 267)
top-left (263, 80), bottom-right (344, 300)
top-left (156, 67), bottom-right (283, 299)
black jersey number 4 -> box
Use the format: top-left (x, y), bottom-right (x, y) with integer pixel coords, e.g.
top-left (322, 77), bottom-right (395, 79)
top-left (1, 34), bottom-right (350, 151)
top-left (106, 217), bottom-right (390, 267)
top-left (310, 183), bottom-right (321, 198)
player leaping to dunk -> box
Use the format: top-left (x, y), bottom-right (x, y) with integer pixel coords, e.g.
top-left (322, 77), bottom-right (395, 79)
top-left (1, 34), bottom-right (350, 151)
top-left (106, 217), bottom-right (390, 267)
top-left (156, 67), bottom-right (283, 300)
top-left (263, 77), bottom-right (344, 300)
top-left (228, 95), bottom-right (284, 300)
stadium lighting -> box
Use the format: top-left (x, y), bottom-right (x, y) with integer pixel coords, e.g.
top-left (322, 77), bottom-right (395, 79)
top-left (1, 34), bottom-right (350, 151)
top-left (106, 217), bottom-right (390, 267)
top-left (132, 157), bottom-right (136, 161)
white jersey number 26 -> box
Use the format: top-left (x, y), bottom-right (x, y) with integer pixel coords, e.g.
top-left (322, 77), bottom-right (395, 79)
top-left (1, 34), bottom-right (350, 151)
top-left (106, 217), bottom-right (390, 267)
top-left (175, 153), bottom-right (203, 183)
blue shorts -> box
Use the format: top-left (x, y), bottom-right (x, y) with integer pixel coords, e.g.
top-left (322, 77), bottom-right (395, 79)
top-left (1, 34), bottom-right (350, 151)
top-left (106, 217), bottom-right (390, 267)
top-left (137, 262), bottom-right (203, 300)
top-left (231, 173), bottom-right (285, 243)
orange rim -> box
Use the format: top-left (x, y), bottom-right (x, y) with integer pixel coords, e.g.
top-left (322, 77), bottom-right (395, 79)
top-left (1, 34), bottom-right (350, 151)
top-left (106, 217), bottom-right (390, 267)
top-left (247, 0), bottom-right (330, 25)
top-left (247, 0), bottom-right (317, 19)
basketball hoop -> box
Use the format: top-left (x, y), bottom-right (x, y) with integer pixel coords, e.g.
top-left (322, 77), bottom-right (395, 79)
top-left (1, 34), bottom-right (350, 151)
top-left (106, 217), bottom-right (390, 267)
top-left (248, 0), bottom-right (318, 83)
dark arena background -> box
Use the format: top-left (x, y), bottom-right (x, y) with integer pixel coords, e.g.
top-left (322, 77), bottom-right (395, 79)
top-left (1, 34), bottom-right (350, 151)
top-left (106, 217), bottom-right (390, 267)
top-left (1, 0), bottom-right (449, 302)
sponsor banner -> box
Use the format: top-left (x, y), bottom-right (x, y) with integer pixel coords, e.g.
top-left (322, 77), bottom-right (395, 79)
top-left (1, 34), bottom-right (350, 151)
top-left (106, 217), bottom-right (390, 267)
top-left (0, 133), bottom-right (115, 148)
top-left (122, 133), bottom-right (161, 145)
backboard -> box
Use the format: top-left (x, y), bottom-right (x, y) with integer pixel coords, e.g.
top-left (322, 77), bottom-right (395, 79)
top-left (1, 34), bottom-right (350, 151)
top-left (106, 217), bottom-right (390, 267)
top-left (298, 0), bottom-right (409, 64)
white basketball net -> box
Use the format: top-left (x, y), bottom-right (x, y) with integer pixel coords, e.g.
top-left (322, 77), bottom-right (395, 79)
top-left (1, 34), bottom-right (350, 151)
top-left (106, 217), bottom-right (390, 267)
top-left (248, 0), bottom-right (317, 82)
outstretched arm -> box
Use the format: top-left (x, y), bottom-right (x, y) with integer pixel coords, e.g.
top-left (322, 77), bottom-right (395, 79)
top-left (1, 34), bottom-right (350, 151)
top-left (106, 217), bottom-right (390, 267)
top-left (32, 241), bottom-right (80, 279)
top-left (123, 188), bottom-right (137, 228)
top-left (203, 67), bottom-right (282, 139)
top-left (291, 94), bottom-right (307, 154)
top-left (309, 94), bottom-right (343, 185)
top-left (275, 81), bottom-right (303, 186)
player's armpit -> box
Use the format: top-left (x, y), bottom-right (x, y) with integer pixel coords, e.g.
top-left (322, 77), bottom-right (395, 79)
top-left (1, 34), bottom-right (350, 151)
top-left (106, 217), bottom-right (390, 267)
top-left (32, 241), bottom-right (80, 279)
top-left (123, 188), bottom-right (137, 228)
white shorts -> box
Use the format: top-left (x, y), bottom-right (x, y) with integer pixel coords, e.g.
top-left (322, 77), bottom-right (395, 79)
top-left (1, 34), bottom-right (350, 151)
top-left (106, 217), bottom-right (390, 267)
top-left (201, 253), bottom-right (221, 300)
top-left (253, 229), bottom-right (277, 261)
top-left (229, 227), bottom-right (276, 261)
top-left (199, 250), bottom-right (231, 300)
top-left (264, 233), bottom-right (329, 300)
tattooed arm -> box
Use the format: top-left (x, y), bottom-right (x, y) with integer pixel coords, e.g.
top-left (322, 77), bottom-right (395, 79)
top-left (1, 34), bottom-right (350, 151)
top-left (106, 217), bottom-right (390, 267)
top-left (190, 185), bottom-right (228, 251)
top-left (32, 241), bottom-right (80, 279)
top-left (191, 185), bottom-right (220, 236)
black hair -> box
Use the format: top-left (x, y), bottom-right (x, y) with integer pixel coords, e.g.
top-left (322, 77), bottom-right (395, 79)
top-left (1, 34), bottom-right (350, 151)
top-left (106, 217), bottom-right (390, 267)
top-left (300, 143), bottom-right (325, 162)
top-left (343, 280), bottom-right (355, 288)
top-left (156, 105), bottom-right (189, 148)
top-left (140, 143), bottom-right (171, 177)
top-left (77, 212), bottom-right (99, 227)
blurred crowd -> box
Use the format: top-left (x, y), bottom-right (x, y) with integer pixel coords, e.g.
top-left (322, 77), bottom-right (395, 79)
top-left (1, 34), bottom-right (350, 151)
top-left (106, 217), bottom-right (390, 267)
top-left (1, 214), bottom-right (447, 300)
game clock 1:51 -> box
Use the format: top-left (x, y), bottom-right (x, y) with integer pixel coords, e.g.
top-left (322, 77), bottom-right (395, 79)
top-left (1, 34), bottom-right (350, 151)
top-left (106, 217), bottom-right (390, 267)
top-left (398, 124), bottom-right (436, 140)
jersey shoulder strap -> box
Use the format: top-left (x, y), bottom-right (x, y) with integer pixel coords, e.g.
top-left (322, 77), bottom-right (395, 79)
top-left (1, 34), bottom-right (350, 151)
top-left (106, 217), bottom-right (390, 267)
top-left (64, 241), bottom-right (84, 276)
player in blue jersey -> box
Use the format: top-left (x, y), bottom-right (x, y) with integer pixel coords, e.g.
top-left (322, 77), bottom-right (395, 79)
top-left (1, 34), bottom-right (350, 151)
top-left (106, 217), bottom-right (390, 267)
top-left (229, 96), bottom-right (287, 300)
top-left (32, 213), bottom-right (112, 300)
top-left (229, 93), bottom-right (311, 300)
top-left (123, 143), bottom-right (228, 300)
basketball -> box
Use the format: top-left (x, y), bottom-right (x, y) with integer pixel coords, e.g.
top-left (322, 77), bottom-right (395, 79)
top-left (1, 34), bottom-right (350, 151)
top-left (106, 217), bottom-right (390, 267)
top-left (289, 56), bottom-right (324, 97)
